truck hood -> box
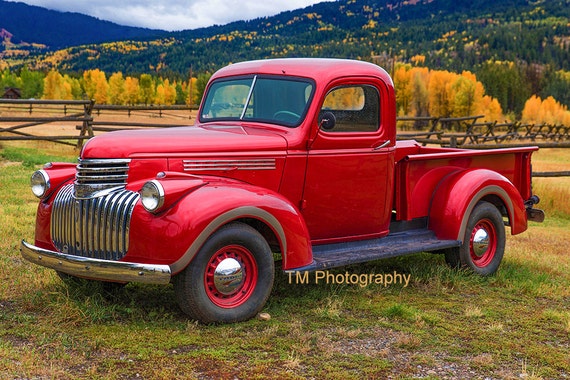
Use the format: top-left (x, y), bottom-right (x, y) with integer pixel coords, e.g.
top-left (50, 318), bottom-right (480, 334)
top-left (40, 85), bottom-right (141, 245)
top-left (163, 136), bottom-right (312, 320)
top-left (80, 125), bottom-right (288, 158)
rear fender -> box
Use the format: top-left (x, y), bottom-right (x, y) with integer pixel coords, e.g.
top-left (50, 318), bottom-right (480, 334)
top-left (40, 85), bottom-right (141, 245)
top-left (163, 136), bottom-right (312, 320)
top-left (429, 169), bottom-right (527, 241)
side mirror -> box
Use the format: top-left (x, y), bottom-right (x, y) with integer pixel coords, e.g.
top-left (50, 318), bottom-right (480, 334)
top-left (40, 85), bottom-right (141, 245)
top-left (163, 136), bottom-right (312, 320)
top-left (319, 111), bottom-right (336, 131)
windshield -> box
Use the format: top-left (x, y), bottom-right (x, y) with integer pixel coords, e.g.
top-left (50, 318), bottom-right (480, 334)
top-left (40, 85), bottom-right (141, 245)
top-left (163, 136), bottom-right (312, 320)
top-left (200, 75), bottom-right (314, 127)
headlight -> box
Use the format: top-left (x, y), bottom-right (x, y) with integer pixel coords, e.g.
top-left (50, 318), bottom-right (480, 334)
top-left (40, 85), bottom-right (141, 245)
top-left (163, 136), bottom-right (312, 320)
top-left (140, 180), bottom-right (165, 213)
top-left (31, 170), bottom-right (50, 198)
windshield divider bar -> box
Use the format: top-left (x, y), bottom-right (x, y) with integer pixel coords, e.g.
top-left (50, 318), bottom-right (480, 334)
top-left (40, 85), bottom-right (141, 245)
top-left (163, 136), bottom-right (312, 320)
top-left (240, 75), bottom-right (257, 120)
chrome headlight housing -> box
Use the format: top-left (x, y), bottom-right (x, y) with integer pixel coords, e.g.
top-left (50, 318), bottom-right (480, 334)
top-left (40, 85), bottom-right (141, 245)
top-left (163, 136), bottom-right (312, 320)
top-left (31, 170), bottom-right (50, 198)
top-left (140, 180), bottom-right (165, 213)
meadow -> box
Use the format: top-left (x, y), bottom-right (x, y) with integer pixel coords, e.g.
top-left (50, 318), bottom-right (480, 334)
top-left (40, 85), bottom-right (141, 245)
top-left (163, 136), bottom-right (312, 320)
top-left (0, 141), bottom-right (568, 379)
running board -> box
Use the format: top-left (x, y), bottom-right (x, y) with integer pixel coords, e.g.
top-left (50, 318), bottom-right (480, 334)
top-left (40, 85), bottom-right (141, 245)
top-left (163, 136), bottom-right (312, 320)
top-left (291, 229), bottom-right (461, 272)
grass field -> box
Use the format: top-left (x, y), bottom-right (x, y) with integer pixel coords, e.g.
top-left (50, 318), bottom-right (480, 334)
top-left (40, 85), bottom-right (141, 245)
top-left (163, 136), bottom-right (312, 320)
top-left (0, 142), bottom-right (569, 379)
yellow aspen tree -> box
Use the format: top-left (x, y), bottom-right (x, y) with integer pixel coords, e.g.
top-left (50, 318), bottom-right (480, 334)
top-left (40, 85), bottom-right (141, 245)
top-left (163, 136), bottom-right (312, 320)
top-left (83, 69), bottom-right (108, 103)
top-left (155, 82), bottom-right (166, 105)
top-left (393, 64), bottom-right (413, 116)
top-left (139, 74), bottom-right (155, 105)
top-left (428, 70), bottom-right (455, 118)
top-left (521, 95), bottom-right (542, 124)
top-left (155, 79), bottom-right (177, 105)
top-left (163, 79), bottom-right (177, 105)
top-left (410, 67), bottom-right (430, 117)
top-left (456, 71), bottom-right (485, 117)
top-left (523, 95), bottom-right (570, 125)
top-left (93, 71), bottom-right (109, 104)
top-left (187, 77), bottom-right (198, 106)
top-left (64, 75), bottom-right (82, 99)
top-left (42, 70), bottom-right (72, 100)
top-left (451, 76), bottom-right (476, 117)
top-left (479, 96), bottom-right (503, 122)
top-left (124, 76), bottom-right (140, 105)
top-left (562, 109), bottom-right (570, 126)
top-left (108, 72), bottom-right (126, 105)
top-left (82, 69), bottom-right (98, 99)
top-left (539, 96), bottom-right (558, 125)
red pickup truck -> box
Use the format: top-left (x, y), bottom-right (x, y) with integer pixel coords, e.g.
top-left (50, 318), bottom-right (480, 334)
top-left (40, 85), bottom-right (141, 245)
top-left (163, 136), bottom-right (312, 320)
top-left (21, 58), bottom-right (544, 323)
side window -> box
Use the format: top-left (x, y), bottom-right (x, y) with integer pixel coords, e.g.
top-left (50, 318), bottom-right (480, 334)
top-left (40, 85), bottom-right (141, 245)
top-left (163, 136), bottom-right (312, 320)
top-left (319, 85), bottom-right (380, 133)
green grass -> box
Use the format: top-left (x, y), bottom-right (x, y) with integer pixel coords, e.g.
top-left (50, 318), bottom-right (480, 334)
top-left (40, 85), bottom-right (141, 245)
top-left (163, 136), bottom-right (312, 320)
top-left (1, 145), bottom-right (569, 379)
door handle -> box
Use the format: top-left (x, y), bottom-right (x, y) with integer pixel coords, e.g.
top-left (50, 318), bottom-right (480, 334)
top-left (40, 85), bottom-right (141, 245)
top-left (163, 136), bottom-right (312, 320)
top-left (373, 140), bottom-right (391, 150)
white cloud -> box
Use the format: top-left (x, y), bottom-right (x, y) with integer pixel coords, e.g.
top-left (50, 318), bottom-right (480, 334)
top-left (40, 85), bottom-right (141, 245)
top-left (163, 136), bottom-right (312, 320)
top-left (5, 0), bottom-right (327, 31)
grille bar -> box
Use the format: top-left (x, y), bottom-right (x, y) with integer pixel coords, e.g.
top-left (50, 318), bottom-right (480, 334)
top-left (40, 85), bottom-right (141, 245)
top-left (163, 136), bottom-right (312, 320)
top-left (52, 184), bottom-right (139, 261)
top-left (75, 158), bottom-right (130, 198)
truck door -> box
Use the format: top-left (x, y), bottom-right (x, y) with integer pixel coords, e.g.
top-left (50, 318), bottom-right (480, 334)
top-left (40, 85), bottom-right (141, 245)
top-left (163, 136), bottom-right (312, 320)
top-left (302, 83), bottom-right (395, 242)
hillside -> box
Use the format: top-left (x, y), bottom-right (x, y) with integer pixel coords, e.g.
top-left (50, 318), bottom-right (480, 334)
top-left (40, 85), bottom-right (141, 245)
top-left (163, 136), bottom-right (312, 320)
top-left (10, 0), bottom-right (568, 76)
top-left (1, 0), bottom-right (569, 114)
top-left (0, 0), bottom-right (164, 51)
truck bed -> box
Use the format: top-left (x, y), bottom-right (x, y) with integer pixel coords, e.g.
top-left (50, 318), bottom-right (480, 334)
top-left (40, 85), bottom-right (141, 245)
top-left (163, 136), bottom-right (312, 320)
top-left (393, 140), bottom-right (536, 222)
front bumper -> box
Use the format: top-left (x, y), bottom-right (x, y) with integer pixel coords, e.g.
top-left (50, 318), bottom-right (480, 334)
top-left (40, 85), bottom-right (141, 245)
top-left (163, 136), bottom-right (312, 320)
top-left (21, 240), bottom-right (172, 285)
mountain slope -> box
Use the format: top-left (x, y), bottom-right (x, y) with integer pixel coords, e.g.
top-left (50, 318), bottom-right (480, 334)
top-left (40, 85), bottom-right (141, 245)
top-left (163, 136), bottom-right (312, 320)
top-left (6, 0), bottom-right (570, 76)
top-left (0, 0), bottom-right (164, 50)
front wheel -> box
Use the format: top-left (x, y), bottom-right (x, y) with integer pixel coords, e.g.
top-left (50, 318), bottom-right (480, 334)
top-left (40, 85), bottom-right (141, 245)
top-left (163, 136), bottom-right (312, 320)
top-left (174, 222), bottom-right (275, 323)
top-left (444, 201), bottom-right (506, 276)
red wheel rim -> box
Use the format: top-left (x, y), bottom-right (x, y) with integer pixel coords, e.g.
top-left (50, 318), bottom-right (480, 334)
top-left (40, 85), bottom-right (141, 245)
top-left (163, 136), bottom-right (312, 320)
top-left (469, 219), bottom-right (496, 268)
top-left (204, 245), bottom-right (258, 308)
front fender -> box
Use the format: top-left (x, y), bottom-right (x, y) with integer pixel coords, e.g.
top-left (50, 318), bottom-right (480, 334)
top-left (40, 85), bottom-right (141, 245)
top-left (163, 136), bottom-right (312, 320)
top-left (428, 169), bottom-right (527, 241)
top-left (127, 181), bottom-right (312, 274)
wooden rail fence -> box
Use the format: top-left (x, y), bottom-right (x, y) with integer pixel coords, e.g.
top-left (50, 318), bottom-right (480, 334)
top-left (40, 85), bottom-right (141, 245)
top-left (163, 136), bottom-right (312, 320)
top-left (0, 99), bottom-right (94, 148)
top-left (0, 100), bottom-right (568, 177)
top-left (0, 99), bottom-right (196, 148)
top-left (397, 115), bottom-right (570, 148)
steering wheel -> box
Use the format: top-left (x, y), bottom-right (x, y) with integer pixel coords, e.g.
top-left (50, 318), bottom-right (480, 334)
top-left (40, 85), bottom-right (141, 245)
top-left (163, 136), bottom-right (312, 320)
top-left (273, 110), bottom-right (301, 123)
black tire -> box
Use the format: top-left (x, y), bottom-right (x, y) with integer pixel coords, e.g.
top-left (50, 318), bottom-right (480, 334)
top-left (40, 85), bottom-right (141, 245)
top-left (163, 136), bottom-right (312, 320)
top-left (174, 222), bottom-right (275, 323)
top-left (444, 201), bottom-right (506, 276)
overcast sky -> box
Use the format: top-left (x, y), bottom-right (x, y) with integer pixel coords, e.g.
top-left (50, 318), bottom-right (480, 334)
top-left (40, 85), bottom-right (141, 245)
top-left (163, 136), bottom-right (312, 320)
top-left (6, 0), bottom-right (328, 31)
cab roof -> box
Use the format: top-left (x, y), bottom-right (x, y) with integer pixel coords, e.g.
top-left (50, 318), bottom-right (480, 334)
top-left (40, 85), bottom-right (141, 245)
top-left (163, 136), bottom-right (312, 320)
top-left (210, 58), bottom-right (394, 87)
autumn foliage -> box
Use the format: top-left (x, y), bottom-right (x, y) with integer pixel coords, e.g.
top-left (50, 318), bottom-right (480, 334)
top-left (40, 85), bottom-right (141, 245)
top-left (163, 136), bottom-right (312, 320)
top-left (40, 69), bottom-right (203, 106)
top-left (521, 95), bottom-right (570, 126)
top-left (393, 63), bottom-right (503, 122)
top-left (2, 64), bottom-right (570, 127)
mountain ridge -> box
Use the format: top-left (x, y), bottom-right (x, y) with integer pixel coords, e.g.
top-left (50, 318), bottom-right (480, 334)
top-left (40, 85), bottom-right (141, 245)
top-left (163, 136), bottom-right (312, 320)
top-left (1, 0), bottom-right (569, 78)
top-left (0, 0), bottom-right (165, 50)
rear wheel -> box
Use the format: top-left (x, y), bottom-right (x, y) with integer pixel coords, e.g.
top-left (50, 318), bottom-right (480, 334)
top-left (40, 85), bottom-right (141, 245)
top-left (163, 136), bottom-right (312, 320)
top-left (444, 201), bottom-right (505, 276)
top-left (174, 222), bottom-right (274, 323)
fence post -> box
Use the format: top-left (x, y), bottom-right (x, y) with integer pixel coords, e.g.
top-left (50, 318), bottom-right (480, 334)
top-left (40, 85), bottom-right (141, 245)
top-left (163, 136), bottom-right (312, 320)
top-left (76, 100), bottom-right (95, 149)
top-left (449, 136), bottom-right (458, 148)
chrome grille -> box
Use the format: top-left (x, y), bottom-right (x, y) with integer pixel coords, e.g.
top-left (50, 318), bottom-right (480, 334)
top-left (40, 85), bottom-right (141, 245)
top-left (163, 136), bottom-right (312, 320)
top-left (51, 184), bottom-right (140, 261)
top-left (74, 158), bottom-right (131, 198)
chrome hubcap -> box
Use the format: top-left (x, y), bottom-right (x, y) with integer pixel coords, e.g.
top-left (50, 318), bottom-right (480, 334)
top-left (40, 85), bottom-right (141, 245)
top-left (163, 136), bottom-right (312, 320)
top-left (472, 228), bottom-right (490, 257)
top-left (213, 258), bottom-right (244, 295)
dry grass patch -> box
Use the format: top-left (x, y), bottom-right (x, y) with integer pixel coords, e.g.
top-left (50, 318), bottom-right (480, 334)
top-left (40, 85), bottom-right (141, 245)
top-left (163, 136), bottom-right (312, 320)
top-left (2, 144), bottom-right (570, 379)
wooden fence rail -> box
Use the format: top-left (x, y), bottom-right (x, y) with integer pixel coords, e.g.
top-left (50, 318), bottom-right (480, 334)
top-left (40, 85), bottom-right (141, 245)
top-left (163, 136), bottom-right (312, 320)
top-left (0, 99), bottom-right (94, 147)
top-left (2, 100), bottom-right (569, 147)
top-left (1, 100), bottom-right (569, 177)
top-left (532, 171), bottom-right (570, 178)
top-left (0, 100), bottom-right (197, 148)
top-left (396, 115), bottom-right (570, 147)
